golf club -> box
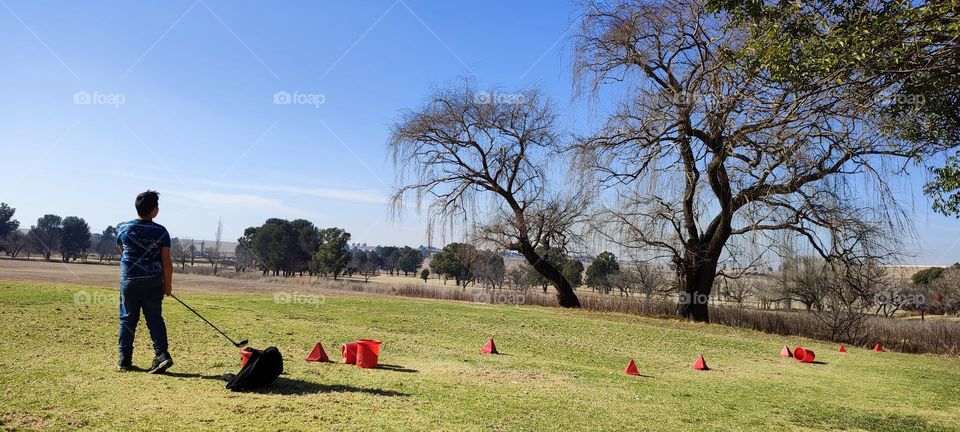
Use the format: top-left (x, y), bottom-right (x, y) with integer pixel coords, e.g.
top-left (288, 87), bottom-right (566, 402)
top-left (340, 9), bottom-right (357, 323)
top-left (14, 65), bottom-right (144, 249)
top-left (170, 294), bottom-right (248, 348)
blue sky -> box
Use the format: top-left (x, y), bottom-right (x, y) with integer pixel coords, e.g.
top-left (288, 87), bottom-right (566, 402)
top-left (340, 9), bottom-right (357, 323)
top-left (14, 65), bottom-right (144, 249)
top-left (1, 0), bottom-right (957, 264)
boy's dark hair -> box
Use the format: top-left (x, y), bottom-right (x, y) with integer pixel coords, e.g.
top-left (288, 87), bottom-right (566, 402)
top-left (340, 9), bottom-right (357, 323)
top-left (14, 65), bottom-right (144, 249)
top-left (135, 190), bottom-right (160, 217)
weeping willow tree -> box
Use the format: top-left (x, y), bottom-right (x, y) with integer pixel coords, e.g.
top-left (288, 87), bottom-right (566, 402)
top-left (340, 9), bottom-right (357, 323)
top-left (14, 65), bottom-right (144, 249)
top-left (389, 80), bottom-right (589, 307)
top-left (572, 0), bottom-right (921, 322)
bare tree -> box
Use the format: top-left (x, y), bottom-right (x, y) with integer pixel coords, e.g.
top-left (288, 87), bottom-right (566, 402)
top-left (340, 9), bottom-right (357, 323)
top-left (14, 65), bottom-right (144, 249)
top-left (718, 277), bottom-right (755, 308)
top-left (390, 79), bottom-right (589, 307)
top-left (206, 219), bottom-right (223, 276)
top-left (629, 260), bottom-right (672, 300)
top-left (234, 241), bottom-right (256, 273)
top-left (171, 238), bottom-right (190, 270)
top-left (782, 255), bottom-right (830, 312)
top-left (573, 0), bottom-right (918, 321)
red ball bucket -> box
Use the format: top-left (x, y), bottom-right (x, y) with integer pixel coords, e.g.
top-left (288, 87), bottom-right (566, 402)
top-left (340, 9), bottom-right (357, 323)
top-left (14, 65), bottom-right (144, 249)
top-left (240, 348), bottom-right (253, 367)
top-left (356, 339), bottom-right (382, 369)
top-left (793, 347), bottom-right (815, 363)
top-left (341, 342), bottom-right (359, 365)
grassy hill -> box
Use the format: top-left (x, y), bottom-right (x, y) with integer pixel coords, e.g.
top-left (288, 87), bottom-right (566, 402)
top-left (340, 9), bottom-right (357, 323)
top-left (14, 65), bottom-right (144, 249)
top-left (1, 281), bottom-right (958, 431)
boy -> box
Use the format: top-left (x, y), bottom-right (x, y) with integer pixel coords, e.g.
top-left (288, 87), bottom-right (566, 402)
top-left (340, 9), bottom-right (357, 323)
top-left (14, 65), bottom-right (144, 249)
top-left (116, 190), bottom-right (174, 373)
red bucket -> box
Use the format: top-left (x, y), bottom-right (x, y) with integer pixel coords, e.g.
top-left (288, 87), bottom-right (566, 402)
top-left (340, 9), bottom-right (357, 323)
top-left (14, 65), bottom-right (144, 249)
top-left (356, 339), bottom-right (382, 369)
top-left (793, 347), bottom-right (816, 363)
top-left (240, 348), bottom-right (253, 367)
top-left (341, 342), bottom-right (358, 365)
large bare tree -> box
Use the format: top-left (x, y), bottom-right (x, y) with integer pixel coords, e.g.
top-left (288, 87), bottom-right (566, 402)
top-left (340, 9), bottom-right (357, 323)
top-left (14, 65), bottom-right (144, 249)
top-left (573, 0), bottom-right (920, 321)
top-left (389, 80), bottom-right (588, 307)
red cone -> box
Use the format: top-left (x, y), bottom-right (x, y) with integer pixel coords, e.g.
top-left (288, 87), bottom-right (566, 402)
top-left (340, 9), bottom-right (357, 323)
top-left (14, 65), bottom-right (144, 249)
top-left (780, 346), bottom-right (793, 358)
top-left (873, 343), bottom-right (884, 352)
top-left (838, 344), bottom-right (847, 353)
top-left (624, 359), bottom-right (640, 376)
top-left (480, 338), bottom-right (498, 354)
top-left (693, 354), bottom-right (709, 370)
top-left (306, 342), bottom-right (329, 362)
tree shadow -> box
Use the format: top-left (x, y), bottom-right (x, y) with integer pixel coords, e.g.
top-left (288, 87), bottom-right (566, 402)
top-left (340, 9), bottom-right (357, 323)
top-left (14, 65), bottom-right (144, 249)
top-left (376, 363), bottom-right (419, 373)
top-left (252, 377), bottom-right (410, 396)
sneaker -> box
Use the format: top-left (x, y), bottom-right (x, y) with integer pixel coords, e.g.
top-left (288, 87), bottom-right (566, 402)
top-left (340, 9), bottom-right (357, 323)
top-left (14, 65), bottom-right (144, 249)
top-left (147, 352), bottom-right (173, 374)
top-left (117, 358), bottom-right (133, 372)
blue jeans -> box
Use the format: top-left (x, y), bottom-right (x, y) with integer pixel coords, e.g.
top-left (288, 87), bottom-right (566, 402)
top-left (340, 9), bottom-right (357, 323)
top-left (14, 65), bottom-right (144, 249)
top-left (118, 277), bottom-right (168, 360)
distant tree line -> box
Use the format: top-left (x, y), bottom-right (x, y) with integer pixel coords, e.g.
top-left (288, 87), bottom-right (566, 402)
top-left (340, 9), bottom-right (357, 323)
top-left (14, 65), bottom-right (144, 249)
top-left (0, 203), bottom-right (113, 263)
top-left (233, 218), bottom-right (428, 280)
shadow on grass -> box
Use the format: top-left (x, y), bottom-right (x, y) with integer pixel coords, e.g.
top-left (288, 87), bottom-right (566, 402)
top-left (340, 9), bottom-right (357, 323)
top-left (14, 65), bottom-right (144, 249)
top-left (792, 409), bottom-right (949, 432)
top-left (163, 371), bottom-right (225, 380)
top-left (163, 372), bottom-right (409, 396)
top-left (253, 377), bottom-right (410, 396)
top-left (376, 363), bottom-right (418, 373)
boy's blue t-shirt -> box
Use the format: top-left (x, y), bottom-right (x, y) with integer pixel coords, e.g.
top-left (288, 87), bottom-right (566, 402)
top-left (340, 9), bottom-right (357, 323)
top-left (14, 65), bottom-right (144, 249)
top-left (117, 219), bottom-right (171, 280)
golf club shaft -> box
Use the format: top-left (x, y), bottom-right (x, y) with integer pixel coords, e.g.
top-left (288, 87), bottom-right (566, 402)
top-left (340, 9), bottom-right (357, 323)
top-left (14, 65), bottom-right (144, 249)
top-left (170, 294), bottom-right (241, 346)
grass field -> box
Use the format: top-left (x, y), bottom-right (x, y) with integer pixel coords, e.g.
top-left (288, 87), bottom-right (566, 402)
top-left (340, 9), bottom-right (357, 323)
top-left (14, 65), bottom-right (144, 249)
top-left (2, 280), bottom-right (960, 431)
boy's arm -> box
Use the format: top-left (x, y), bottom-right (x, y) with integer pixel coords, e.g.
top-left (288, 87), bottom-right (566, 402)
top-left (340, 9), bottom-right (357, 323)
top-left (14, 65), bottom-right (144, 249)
top-left (161, 247), bottom-right (173, 296)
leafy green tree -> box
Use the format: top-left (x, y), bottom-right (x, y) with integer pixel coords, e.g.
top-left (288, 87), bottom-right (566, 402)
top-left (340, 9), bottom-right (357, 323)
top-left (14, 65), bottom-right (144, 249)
top-left (912, 267), bottom-right (945, 286)
top-left (60, 216), bottom-right (91, 262)
top-left (562, 259), bottom-right (584, 289)
top-left (0, 203), bottom-right (19, 239)
top-left (291, 219), bottom-right (320, 275)
top-left (707, 0), bottom-right (960, 216)
top-left (28, 214), bottom-right (62, 261)
top-left (420, 269), bottom-right (430, 283)
top-left (1, 230), bottom-right (28, 258)
top-left (377, 246), bottom-right (400, 275)
top-left (397, 246), bottom-right (424, 276)
top-left (429, 243), bottom-right (476, 288)
top-left (586, 252), bottom-right (620, 294)
top-left (927, 158), bottom-right (960, 217)
top-left (96, 226), bottom-right (118, 261)
top-left (310, 227), bottom-right (351, 279)
top-left (251, 219), bottom-right (298, 276)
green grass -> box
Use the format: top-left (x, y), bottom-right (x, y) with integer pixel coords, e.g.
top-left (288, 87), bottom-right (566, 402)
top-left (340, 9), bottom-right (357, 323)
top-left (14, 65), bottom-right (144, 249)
top-left (1, 281), bottom-right (959, 431)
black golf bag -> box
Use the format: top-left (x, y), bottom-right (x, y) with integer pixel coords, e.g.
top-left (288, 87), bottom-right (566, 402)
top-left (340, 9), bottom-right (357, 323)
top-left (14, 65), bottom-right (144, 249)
top-left (224, 346), bottom-right (283, 391)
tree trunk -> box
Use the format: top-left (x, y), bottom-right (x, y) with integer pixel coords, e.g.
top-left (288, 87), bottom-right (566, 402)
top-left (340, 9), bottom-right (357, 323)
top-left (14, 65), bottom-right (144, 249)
top-left (677, 249), bottom-right (721, 323)
top-left (678, 270), bottom-right (713, 322)
top-left (519, 244), bottom-right (580, 308)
